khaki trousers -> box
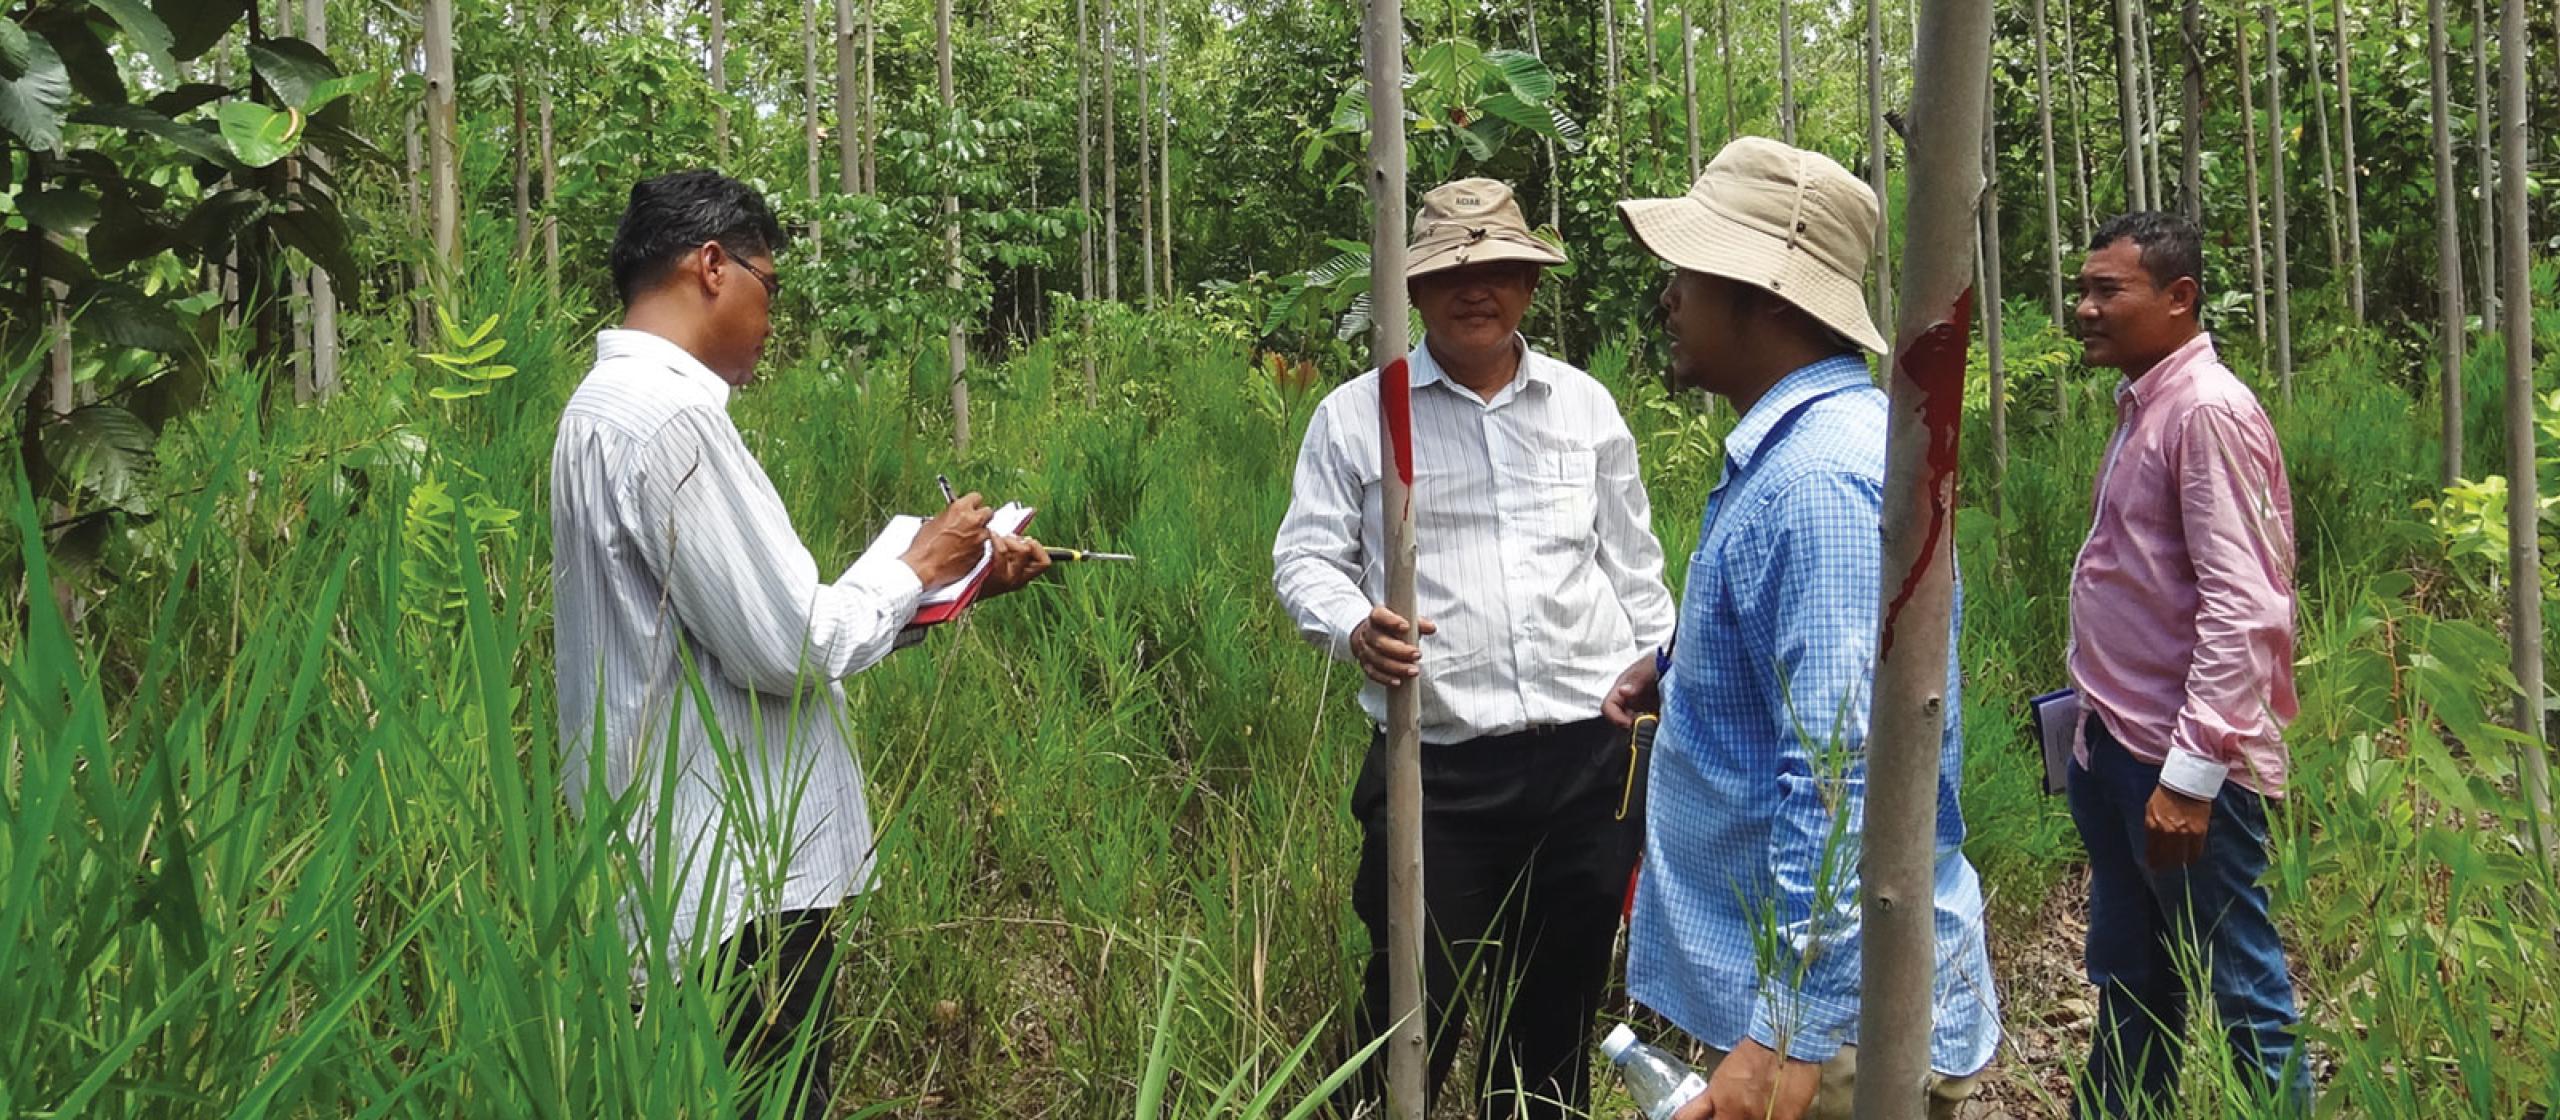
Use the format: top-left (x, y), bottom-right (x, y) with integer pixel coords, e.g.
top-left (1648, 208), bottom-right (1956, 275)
top-left (1696, 1043), bottom-right (1983, 1120)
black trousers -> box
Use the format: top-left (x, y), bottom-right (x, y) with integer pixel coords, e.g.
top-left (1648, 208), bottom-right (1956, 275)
top-left (1340, 718), bottom-right (1648, 1120)
top-left (707, 907), bottom-right (840, 1120)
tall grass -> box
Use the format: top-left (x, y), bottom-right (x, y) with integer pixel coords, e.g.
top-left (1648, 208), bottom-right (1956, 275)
top-left (4, 278), bottom-right (2554, 1116)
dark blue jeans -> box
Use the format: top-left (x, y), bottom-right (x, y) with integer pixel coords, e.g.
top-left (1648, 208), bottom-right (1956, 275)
top-left (2067, 717), bottom-right (2313, 1118)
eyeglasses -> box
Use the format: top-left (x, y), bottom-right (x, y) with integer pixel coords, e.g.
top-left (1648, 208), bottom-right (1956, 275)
top-left (712, 242), bottom-right (780, 300)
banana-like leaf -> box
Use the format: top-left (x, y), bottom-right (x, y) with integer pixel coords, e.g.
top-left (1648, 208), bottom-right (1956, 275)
top-left (0, 26), bottom-right (72, 150)
top-left (1482, 48), bottom-right (1557, 102)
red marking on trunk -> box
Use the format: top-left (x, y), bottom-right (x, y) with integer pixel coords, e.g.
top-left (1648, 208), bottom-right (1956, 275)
top-left (1878, 287), bottom-right (1973, 660)
top-left (1381, 356), bottom-right (1414, 486)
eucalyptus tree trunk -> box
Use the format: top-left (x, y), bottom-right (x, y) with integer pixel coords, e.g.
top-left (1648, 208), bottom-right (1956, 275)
top-left (2034, 0), bottom-right (2067, 328)
top-left (2061, 0), bottom-right (2095, 241)
top-left (2137, 1), bottom-right (2166, 204)
top-left (1856, 0), bottom-right (1992, 1110)
top-left (1718, 0), bottom-right (1737, 141)
top-left (1779, 0), bottom-right (1798, 145)
top-left (302, 0), bottom-right (338, 399)
top-left (1528, 0), bottom-right (1563, 229)
top-left (1137, 0), bottom-right (1156, 306)
top-left (1078, 0), bottom-right (1097, 401)
top-left (804, 0), bottom-right (824, 251)
top-left (2304, 0), bottom-right (2342, 279)
top-left (2265, 3), bottom-right (2293, 398)
top-left (2179, 0), bottom-right (2203, 221)
top-left (1604, 0), bottom-right (1623, 180)
top-left (1869, 0), bottom-right (1896, 335)
top-left (1103, 0), bottom-right (1119, 301)
top-left (2495, 0), bottom-right (2554, 864)
top-left (540, 83), bottom-right (559, 299)
top-left (405, 104), bottom-right (431, 345)
top-left (425, 0), bottom-right (460, 285)
top-left (1643, 0), bottom-right (1661, 146)
top-left (2238, 13), bottom-right (2270, 347)
top-left (2430, 0), bottom-right (2467, 487)
top-left (835, 0), bottom-right (859, 191)
top-left (1684, 4), bottom-right (1702, 180)
top-left (939, 0), bottom-right (969, 451)
top-left (1981, 71), bottom-right (2008, 518)
top-left (862, 0), bottom-right (877, 191)
top-left (1363, 0), bottom-right (1424, 1111)
top-left (511, 75), bottom-right (532, 256)
top-left (2332, 0), bottom-right (2364, 323)
top-left (2470, 0), bottom-right (2495, 323)
top-left (1158, 0), bottom-right (1172, 301)
top-left (2115, 0), bottom-right (2149, 210)
top-left (709, 0), bottom-right (729, 159)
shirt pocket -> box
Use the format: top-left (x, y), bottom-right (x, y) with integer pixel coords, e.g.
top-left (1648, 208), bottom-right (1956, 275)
top-left (1535, 445), bottom-right (1599, 537)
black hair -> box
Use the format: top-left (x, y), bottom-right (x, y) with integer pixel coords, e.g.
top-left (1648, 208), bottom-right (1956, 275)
top-left (2089, 210), bottom-right (2205, 299)
top-left (607, 170), bottom-right (787, 306)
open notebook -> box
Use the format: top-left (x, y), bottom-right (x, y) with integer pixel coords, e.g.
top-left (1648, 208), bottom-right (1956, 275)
top-left (855, 502), bottom-right (1036, 628)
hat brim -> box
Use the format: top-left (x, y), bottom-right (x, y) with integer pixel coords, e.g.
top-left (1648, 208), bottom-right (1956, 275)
top-left (1616, 195), bottom-right (1888, 354)
top-left (1404, 234), bottom-right (1568, 280)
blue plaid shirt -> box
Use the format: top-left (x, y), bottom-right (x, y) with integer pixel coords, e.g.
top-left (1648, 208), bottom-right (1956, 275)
top-left (1627, 356), bottom-right (2000, 1075)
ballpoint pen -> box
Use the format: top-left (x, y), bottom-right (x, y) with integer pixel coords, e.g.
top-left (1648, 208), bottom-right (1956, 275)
top-left (1043, 548), bottom-right (1138, 562)
top-left (936, 473), bottom-right (958, 506)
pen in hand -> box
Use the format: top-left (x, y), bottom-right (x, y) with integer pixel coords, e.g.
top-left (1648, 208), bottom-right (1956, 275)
top-left (1044, 548), bottom-right (1137, 562)
top-left (936, 473), bottom-right (958, 506)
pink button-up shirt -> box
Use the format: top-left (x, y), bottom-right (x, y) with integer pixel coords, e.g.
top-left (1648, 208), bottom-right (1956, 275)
top-left (2069, 332), bottom-right (2298, 798)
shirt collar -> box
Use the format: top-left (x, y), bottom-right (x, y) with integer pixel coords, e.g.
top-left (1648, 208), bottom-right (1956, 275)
top-left (1407, 333), bottom-right (1547, 403)
top-left (1723, 354), bottom-right (1874, 473)
top-left (597, 328), bottom-right (733, 409)
top-left (2115, 331), bottom-right (2216, 409)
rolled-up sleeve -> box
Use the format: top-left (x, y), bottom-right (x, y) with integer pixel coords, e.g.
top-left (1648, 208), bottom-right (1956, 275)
top-left (2165, 405), bottom-right (2295, 800)
top-left (1273, 399), bottom-right (1376, 660)
top-left (631, 407), bottom-right (922, 695)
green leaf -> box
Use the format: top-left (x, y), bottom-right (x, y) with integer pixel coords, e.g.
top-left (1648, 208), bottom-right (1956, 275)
top-left (47, 404), bottom-right (158, 513)
top-left (72, 101), bottom-right (237, 167)
top-left (91, 0), bottom-right (179, 79)
top-left (1482, 49), bottom-right (1557, 102)
top-left (217, 101), bottom-right (303, 167)
top-left (0, 28), bottom-right (71, 149)
top-left (71, 280), bottom-right (192, 354)
top-left (154, 0), bottom-right (251, 60)
top-left (246, 37), bottom-right (341, 109)
top-left (0, 17), bottom-right (31, 79)
top-left (20, 186), bottom-right (99, 236)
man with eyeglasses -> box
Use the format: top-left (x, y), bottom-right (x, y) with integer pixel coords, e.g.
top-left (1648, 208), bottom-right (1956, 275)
top-left (550, 170), bottom-right (1050, 1117)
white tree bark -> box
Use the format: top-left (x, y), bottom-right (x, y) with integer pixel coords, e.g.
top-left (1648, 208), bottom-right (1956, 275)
top-left (425, 0), bottom-right (461, 284)
top-left (2115, 0), bottom-right (2148, 211)
top-left (2238, 12), bottom-right (2270, 348)
top-left (1855, 0), bottom-right (1992, 1110)
top-left (303, 0), bottom-right (338, 399)
top-left (2266, 3), bottom-right (2293, 398)
top-left (2430, 0), bottom-right (2466, 488)
top-left (2332, 0), bottom-right (2364, 324)
top-left (2495, 0), bottom-right (2554, 864)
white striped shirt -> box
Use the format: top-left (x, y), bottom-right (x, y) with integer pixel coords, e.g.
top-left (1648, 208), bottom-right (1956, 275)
top-left (551, 329), bottom-right (920, 970)
top-left (1272, 337), bottom-right (1676, 744)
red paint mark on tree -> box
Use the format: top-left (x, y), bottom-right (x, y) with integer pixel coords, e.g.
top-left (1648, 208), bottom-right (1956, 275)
top-left (1878, 287), bottom-right (1973, 660)
top-left (1381, 356), bottom-right (1414, 486)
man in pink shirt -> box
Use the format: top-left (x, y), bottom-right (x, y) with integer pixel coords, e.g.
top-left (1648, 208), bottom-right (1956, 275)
top-left (2065, 212), bottom-right (2312, 1117)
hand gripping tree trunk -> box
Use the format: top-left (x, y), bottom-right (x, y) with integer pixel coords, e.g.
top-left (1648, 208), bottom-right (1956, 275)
top-left (2429, 0), bottom-right (2466, 488)
top-left (1855, 0), bottom-right (1991, 1114)
top-left (1364, 2), bottom-right (1423, 1116)
top-left (2495, 0), bottom-right (2555, 867)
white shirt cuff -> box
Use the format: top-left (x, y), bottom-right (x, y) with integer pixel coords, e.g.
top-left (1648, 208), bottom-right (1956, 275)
top-left (2158, 748), bottom-right (2230, 801)
top-left (843, 550), bottom-right (926, 612)
top-left (1318, 596), bottom-right (1373, 661)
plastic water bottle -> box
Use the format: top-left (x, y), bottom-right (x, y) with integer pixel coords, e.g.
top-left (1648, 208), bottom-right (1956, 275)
top-left (1600, 1023), bottom-right (1709, 1120)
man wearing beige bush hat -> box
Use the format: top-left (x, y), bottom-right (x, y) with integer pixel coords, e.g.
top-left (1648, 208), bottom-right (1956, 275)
top-left (1600, 138), bottom-right (1999, 1120)
top-left (1274, 178), bottom-right (1673, 1120)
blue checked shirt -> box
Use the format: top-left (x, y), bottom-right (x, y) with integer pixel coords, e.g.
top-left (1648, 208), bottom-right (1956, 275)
top-left (1627, 356), bottom-right (2000, 1075)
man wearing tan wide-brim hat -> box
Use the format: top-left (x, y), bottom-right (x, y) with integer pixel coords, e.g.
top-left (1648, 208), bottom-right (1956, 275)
top-left (1273, 177), bottom-right (1673, 1120)
top-left (1601, 137), bottom-right (2000, 1120)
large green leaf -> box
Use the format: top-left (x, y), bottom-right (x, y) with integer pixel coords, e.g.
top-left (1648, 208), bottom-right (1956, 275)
top-left (1482, 49), bottom-right (1557, 103)
top-left (71, 280), bottom-right (192, 354)
top-left (20, 186), bottom-right (100, 235)
top-left (154, 0), bottom-right (250, 61)
top-left (90, 0), bottom-right (178, 79)
top-left (0, 26), bottom-right (71, 149)
top-left (71, 101), bottom-right (237, 167)
top-left (217, 101), bottom-right (303, 167)
top-left (0, 17), bottom-right (32, 78)
top-left (47, 403), bottom-right (158, 514)
top-left (246, 37), bottom-right (343, 110)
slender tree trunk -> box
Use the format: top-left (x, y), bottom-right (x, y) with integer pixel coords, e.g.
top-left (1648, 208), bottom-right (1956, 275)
top-left (2304, 0), bottom-right (2342, 278)
top-left (2061, 0), bottom-right (2095, 241)
top-left (1684, 4), bottom-right (1702, 179)
top-left (862, 0), bottom-right (877, 192)
top-left (709, 0), bottom-right (728, 158)
top-left (302, 0), bottom-right (337, 399)
top-left (1779, 0), bottom-right (1798, 144)
top-left (1362, 0), bottom-right (1424, 1111)
top-left (2430, 0), bottom-right (2467, 486)
top-left (1078, 0), bottom-right (1097, 401)
top-left (2238, 12), bottom-right (2270, 347)
top-left (1103, 0), bottom-right (1119, 301)
top-left (2470, 0), bottom-right (2495, 323)
top-left (1981, 69), bottom-right (2008, 518)
top-left (1528, 0), bottom-right (1563, 229)
top-left (405, 104), bottom-right (431, 345)
top-left (1643, 0), bottom-right (1661, 147)
top-left (2115, 0), bottom-right (2148, 210)
top-left (540, 84), bottom-right (560, 301)
top-left (1855, 0), bottom-right (1992, 1110)
top-left (1718, 0), bottom-right (1737, 141)
top-left (424, 0), bottom-right (461, 286)
top-left (2137, 0), bottom-right (2166, 204)
top-left (2333, 0), bottom-right (2365, 323)
top-left (804, 0), bottom-right (824, 252)
top-left (836, 0), bottom-right (859, 192)
top-left (512, 74), bottom-right (533, 256)
top-left (1868, 0), bottom-right (1896, 335)
top-left (1158, 0), bottom-right (1172, 301)
top-left (2495, 0), bottom-right (2555, 867)
top-left (939, 0), bottom-right (969, 451)
top-left (2034, 0), bottom-right (2065, 326)
top-left (2266, 3), bottom-right (2293, 398)
top-left (2180, 0), bottom-right (2203, 220)
top-left (1137, 0), bottom-right (1156, 306)
top-left (1605, 0), bottom-right (1624, 179)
